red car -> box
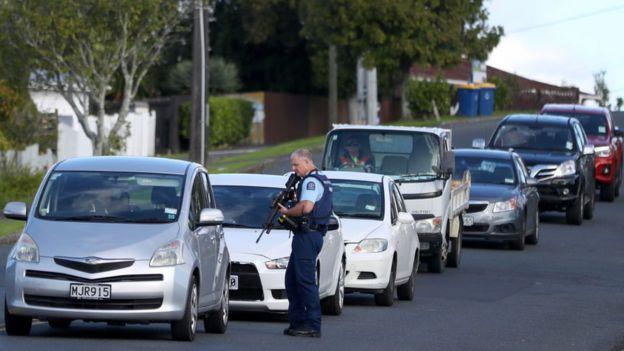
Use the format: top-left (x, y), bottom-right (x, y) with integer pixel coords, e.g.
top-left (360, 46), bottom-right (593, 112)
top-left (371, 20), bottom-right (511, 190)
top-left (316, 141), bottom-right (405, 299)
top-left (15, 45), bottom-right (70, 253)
top-left (541, 104), bottom-right (624, 201)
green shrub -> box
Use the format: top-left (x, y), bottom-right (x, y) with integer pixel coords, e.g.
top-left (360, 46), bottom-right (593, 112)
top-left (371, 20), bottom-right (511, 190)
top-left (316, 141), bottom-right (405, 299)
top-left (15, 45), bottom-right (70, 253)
top-left (0, 161), bottom-right (44, 209)
top-left (405, 76), bottom-right (452, 119)
top-left (180, 97), bottom-right (254, 147)
top-left (490, 75), bottom-right (519, 111)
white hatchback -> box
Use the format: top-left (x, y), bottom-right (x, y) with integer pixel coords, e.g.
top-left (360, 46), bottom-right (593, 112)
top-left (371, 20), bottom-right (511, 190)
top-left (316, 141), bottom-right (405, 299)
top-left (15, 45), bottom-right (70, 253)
top-left (210, 174), bottom-right (346, 315)
top-left (324, 171), bottom-right (420, 306)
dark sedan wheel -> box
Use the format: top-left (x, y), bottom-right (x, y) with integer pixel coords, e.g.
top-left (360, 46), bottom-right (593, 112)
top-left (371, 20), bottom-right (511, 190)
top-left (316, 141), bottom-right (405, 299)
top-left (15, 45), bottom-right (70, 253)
top-left (566, 192), bottom-right (584, 225)
top-left (526, 210), bottom-right (539, 245)
top-left (584, 185), bottom-right (595, 219)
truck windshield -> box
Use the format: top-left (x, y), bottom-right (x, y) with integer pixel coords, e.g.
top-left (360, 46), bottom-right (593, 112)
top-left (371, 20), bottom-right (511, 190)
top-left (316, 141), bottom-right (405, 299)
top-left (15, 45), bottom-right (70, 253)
top-left (331, 180), bottom-right (383, 220)
top-left (543, 111), bottom-right (608, 137)
top-left (323, 130), bottom-right (440, 181)
top-left (454, 156), bottom-right (516, 186)
top-left (491, 124), bottom-right (576, 152)
top-left (213, 186), bottom-right (284, 229)
top-left (37, 171), bottom-right (184, 223)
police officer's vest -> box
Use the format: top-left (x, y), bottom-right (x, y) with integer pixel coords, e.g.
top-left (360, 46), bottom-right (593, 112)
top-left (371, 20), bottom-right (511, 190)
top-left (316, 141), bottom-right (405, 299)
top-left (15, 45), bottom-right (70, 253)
top-left (296, 170), bottom-right (333, 230)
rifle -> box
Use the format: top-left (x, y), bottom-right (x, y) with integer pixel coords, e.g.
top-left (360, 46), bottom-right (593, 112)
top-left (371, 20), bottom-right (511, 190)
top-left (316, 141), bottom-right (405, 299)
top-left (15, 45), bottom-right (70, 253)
top-left (255, 173), bottom-right (301, 243)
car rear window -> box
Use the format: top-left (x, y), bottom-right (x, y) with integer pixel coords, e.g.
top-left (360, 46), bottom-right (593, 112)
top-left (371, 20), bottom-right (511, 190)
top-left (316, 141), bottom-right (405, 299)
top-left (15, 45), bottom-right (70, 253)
top-left (492, 124), bottom-right (576, 152)
top-left (543, 111), bottom-right (608, 136)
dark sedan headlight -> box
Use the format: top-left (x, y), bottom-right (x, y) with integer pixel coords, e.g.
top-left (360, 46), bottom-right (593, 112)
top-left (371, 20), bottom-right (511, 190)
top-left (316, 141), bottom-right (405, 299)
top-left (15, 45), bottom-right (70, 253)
top-left (553, 160), bottom-right (576, 178)
top-left (492, 198), bottom-right (518, 213)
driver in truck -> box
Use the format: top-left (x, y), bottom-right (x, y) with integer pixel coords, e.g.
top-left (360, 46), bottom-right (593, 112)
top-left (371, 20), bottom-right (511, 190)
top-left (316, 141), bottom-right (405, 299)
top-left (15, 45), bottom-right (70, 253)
top-left (339, 137), bottom-right (373, 171)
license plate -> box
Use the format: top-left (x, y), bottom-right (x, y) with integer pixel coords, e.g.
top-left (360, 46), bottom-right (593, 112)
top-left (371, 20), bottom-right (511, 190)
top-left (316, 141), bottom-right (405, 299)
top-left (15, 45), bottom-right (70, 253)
top-left (463, 215), bottom-right (474, 227)
top-left (229, 275), bottom-right (239, 291)
top-left (69, 284), bottom-right (111, 300)
top-left (420, 242), bottom-right (430, 251)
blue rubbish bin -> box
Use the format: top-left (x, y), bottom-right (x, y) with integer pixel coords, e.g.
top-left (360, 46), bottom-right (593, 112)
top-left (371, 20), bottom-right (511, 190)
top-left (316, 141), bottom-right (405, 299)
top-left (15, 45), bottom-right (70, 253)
top-left (478, 83), bottom-right (496, 116)
top-left (457, 84), bottom-right (479, 117)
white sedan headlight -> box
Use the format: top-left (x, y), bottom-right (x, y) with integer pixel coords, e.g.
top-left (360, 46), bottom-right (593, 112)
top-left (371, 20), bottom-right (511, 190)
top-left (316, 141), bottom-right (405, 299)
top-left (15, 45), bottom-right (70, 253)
top-left (594, 145), bottom-right (612, 158)
top-left (493, 198), bottom-right (518, 213)
top-left (150, 240), bottom-right (185, 267)
top-left (12, 233), bottom-right (39, 263)
top-left (553, 160), bottom-right (576, 178)
top-left (354, 239), bottom-right (388, 253)
top-left (415, 217), bottom-right (442, 234)
top-left (265, 256), bottom-right (289, 269)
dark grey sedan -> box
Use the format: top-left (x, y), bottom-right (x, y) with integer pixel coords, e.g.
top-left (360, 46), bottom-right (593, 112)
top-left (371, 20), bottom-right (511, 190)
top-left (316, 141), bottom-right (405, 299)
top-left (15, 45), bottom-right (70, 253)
top-left (455, 149), bottom-right (540, 250)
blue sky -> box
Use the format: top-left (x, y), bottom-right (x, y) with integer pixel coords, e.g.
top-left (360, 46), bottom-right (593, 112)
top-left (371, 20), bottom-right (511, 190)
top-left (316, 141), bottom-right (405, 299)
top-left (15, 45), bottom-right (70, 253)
top-left (486, 1), bottom-right (624, 104)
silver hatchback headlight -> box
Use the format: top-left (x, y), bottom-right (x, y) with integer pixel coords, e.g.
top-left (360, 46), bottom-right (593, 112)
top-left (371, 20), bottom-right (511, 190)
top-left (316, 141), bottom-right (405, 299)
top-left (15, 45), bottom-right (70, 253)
top-left (150, 240), bottom-right (185, 267)
top-left (12, 233), bottom-right (39, 263)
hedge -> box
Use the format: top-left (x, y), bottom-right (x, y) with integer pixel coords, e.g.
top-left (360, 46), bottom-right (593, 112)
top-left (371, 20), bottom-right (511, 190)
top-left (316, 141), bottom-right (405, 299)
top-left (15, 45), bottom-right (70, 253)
top-left (180, 97), bottom-right (254, 147)
top-left (405, 76), bottom-right (452, 119)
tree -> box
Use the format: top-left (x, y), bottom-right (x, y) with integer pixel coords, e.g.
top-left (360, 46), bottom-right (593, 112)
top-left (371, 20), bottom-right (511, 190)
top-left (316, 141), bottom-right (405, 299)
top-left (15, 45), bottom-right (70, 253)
top-left (2, 0), bottom-right (189, 155)
top-left (617, 97), bottom-right (623, 111)
top-left (163, 57), bottom-right (241, 95)
top-left (299, 0), bottom-right (503, 127)
top-left (594, 70), bottom-right (610, 107)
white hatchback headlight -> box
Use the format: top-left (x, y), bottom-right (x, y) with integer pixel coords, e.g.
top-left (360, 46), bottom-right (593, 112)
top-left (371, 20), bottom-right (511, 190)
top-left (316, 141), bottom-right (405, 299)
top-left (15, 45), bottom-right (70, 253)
top-left (595, 145), bottom-right (612, 157)
top-left (12, 233), bottom-right (39, 263)
top-left (354, 239), bottom-right (388, 253)
top-left (150, 240), bottom-right (185, 267)
top-left (493, 198), bottom-right (518, 213)
top-left (553, 160), bottom-right (576, 178)
top-left (265, 257), bottom-right (289, 269)
top-left (415, 217), bottom-right (442, 234)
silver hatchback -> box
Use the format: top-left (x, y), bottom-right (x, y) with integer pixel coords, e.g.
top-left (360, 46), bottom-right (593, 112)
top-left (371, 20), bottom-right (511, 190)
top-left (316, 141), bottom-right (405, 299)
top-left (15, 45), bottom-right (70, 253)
top-left (3, 157), bottom-right (230, 341)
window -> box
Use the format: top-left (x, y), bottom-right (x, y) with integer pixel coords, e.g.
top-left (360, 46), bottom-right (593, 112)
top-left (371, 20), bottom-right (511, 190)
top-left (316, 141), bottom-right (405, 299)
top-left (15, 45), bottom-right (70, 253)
top-left (188, 174), bottom-right (208, 230)
top-left (200, 172), bottom-right (214, 208)
top-left (213, 186), bottom-right (283, 229)
top-left (492, 124), bottom-right (575, 152)
top-left (330, 180), bottom-right (384, 220)
top-left (36, 171), bottom-right (183, 224)
top-left (513, 157), bottom-right (527, 184)
top-left (323, 130), bottom-right (440, 180)
top-left (392, 184), bottom-right (407, 213)
top-left (454, 156), bottom-right (517, 185)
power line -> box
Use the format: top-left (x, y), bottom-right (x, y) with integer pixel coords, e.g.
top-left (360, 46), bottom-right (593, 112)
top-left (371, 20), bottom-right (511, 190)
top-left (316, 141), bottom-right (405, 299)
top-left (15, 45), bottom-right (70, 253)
top-left (508, 3), bottom-right (624, 34)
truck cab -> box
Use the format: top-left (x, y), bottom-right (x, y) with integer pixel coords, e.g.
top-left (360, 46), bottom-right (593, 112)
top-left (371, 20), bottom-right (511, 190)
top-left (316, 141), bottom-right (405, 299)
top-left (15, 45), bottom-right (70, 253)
top-left (322, 125), bottom-right (470, 273)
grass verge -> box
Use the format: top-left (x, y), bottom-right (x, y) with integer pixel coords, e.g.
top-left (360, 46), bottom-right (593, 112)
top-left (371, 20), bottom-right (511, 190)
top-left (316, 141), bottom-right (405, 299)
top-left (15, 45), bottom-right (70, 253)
top-left (0, 218), bottom-right (24, 238)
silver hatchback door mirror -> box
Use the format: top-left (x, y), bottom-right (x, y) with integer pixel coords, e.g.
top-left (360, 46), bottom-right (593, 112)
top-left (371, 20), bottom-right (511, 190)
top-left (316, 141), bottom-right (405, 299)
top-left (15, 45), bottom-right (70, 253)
top-left (199, 208), bottom-right (224, 226)
top-left (583, 145), bottom-right (595, 155)
top-left (472, 138), bottom-right (486, 149)
top-left (398, 212), bottom-right (413, 224)
top-left (3, 201), bottom-right (28, 221)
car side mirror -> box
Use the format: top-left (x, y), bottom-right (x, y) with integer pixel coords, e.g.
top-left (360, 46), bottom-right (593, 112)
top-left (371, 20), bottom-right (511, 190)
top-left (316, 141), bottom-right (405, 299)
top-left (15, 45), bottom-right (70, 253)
top-left (398, 212), bottom-right (413, 224)
top-left (199, 208), bottom-right (224, 226)
top-left (3, 201), bottom-right (28, 221)
top-left (615, 126), bottom-right (624, 137)
top-left (583, 145), bottom-right (595, 155)
top-left (472, 138), bottom-right (486, 149)
top-left (526, 178), bottom-right (537, 187)
top-left (441, 150), bottom-right (455, 175)
top-left (327, 216), bottom-right (340, 231)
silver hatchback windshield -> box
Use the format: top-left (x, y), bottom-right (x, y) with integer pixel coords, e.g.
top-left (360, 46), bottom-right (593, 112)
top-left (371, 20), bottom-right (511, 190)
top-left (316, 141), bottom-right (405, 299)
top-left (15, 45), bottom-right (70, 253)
top-left (37, 171), bottom-right (184, 223)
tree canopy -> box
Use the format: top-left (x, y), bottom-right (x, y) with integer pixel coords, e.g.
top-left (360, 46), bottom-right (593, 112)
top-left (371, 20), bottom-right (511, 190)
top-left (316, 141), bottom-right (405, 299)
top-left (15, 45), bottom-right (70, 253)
top-left (2, 0), bottom-right (188, 155)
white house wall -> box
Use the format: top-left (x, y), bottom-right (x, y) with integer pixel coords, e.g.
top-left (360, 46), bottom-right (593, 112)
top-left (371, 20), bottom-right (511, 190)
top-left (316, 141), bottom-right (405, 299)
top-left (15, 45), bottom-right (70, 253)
top-left (30, 90), bottom-right (155, 161)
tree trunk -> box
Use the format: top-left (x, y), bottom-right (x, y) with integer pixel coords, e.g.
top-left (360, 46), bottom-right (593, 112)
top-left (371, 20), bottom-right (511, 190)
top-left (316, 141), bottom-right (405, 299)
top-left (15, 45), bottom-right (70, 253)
top-left (94, 93), bottom-right (107, 156)
top-left (328, 44), bottom-right (338, 129)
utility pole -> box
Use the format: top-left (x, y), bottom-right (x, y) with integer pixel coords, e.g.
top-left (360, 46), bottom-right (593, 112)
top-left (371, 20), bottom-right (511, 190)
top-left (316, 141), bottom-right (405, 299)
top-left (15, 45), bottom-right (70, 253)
top-left (190, 0), bottom-right (211, 165)
top-left (328, 45), bottom-right (338, 129)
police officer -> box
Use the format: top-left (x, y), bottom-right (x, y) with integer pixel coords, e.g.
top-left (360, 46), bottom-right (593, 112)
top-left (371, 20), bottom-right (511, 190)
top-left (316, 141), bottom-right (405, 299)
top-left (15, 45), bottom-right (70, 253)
top-left (278, 148), bottom-right (332, 338)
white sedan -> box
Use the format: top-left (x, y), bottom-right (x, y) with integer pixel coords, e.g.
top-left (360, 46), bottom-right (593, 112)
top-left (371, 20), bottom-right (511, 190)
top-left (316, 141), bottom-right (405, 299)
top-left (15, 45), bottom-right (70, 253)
top-left (324, 171), bottom-right (420, 306)
top-left (210, 174), bottom-right (346, 315)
